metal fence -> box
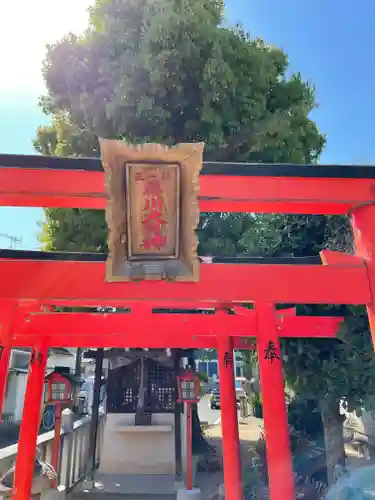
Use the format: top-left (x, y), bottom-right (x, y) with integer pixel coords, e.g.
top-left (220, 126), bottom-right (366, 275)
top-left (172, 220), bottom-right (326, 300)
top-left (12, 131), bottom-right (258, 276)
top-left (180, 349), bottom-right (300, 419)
top-left (0, 412), bottom-right (105, 492)
top-left (0, 414), bottom-right (16, 426)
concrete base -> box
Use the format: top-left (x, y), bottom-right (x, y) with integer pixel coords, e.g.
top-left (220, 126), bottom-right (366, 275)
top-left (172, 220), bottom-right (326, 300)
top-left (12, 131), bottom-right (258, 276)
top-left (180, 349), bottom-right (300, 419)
top-left (41, 486), bottom-right (66, 500)
top-left (176, 488), bottom-right (202, 500)
top-left (100, 413), bottom-right (175, 475)
top-left (0, 486), bottom-right (65, 500)
top-left (174, 479), bottom-right (186, 491)
top-left (80, 479), bottom-right (94, 491)
top-left (217, 484), bottom-right (225, 499)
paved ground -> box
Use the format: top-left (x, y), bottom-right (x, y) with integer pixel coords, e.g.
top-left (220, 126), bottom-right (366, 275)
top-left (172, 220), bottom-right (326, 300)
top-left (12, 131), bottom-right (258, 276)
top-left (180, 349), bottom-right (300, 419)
top-left (70, 495), bottom-right (174, 499)
top-left (198, 395), bottom-right (242, 426)
top-left (196, 416), bottom-right (263, 500)
top-left (68, 409), bottom-right (375, 499)
top-left (198, 395), bottom-right (221, 425)
top-left (70, 495), bottom-right (175, 499)
top-left (70, 474), bottom-right (176, 497)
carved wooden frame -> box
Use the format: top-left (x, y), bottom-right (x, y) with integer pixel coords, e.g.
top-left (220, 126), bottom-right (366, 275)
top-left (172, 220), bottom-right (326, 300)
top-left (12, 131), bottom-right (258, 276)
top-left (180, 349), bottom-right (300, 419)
top-left (100, 139), bottom-right (204, 282)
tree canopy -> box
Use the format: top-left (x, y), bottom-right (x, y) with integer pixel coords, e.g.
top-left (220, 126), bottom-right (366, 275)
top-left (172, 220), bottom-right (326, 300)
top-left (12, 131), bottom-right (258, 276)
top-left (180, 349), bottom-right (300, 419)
top-left (35, 0), bottom-right (325, 252)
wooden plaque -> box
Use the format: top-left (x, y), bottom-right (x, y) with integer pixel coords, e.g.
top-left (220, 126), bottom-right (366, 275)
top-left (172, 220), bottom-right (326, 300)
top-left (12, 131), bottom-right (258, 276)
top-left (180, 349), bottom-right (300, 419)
top-left (100, 139), bottom-right (204, 282)
top-left (126, 163), bottom-right (180, 259)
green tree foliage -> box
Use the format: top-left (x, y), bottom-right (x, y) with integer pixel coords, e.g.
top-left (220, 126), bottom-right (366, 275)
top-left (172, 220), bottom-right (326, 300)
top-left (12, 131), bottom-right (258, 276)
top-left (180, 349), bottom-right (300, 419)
top-left (210, 213), bottom-right (374, 424)
top-left (198, 213), bottom-right (352, 257)
top-left (35, 0), bottom-right (324, 251)
top-left (226, 213), bottom-right (375, 483)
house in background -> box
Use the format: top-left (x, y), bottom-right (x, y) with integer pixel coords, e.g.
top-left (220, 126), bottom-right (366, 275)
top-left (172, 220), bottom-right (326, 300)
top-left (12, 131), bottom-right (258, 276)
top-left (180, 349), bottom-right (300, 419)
top-left (2, 347), bottom-right (75, 424)
top-left (196, 350), bottom-right (245, 380)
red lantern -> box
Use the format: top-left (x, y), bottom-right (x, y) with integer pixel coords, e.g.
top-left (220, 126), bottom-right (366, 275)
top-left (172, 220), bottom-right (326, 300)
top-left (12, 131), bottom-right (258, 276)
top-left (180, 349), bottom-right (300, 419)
top-left (45, 370), bottom-right (75, 406)
top-left (177, 370), bottom-right (199, 404)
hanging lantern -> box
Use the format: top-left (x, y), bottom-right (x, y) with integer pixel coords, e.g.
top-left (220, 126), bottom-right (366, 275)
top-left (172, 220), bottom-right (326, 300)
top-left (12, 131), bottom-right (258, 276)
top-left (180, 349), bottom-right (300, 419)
top-left (177, 370), bottom-right (199, 404)
top-left (45, 368), bottom-right (80, 406)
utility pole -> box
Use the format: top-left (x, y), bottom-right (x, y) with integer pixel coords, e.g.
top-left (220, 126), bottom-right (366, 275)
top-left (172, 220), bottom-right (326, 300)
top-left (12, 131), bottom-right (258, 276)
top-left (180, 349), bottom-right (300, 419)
top-left (0, 234), bottom-right (22, 249)
top-left (75, 348), bottom-right (83, 378)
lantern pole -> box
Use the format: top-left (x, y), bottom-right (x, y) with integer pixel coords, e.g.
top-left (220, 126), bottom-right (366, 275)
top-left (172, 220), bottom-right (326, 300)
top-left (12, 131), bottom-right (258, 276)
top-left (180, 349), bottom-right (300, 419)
top-left (185, 401), bottom-right (193, 490)
top-left (86, 348), bottom-right (104, 484)
top-left (51, 404), bottom-right (62, 485)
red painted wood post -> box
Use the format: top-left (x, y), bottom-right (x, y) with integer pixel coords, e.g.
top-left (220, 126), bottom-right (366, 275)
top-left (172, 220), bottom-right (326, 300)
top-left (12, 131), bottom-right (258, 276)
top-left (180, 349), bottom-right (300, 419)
top-left (256, 301), bottom-right (295, 500)
top-left (0, 343), bottom-right (11, 423)
top-left (217, 335), bottom-right (243, 500)
top-left (0, 301), bottom-right (17, 422)
top-left (351, 204), bottom-right (375, 349)
top-left (185, 402), bottom-right (193, 490)
top-left (13, 346), bottom-right (48, 500)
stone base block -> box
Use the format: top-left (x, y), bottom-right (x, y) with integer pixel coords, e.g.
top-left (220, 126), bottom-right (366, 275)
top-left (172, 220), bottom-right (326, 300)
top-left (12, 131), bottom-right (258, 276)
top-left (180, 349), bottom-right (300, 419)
top-left (216, 484), bottom-right (225, 499)
top-left (41, 485), bottom-right (66, 500)
top-left (176, 488), bottom-right (202, 500)
top-left (81, 479), bottom-right (94, 491)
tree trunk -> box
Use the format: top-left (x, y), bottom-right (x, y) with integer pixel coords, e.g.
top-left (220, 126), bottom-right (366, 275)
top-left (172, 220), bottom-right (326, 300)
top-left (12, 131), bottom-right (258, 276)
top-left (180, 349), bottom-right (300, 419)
top-left (321, 403), bottom-right (346, 486)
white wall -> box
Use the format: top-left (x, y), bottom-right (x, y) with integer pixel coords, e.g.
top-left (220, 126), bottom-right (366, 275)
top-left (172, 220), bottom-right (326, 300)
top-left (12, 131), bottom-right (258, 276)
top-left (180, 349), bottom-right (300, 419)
top-left (4, 351), bottom-right (75, 424)
top-left (3, 374), bottom-right (17, 417)
top-left (14, 373), bottom-right (28, 422)
top-left (46, 353), bottom-right (76, 372)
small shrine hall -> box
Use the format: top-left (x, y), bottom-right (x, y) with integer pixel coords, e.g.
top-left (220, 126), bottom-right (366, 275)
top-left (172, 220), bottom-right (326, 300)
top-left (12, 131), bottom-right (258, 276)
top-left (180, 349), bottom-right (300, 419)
top-left (0, 139), bottom-right (375, 500)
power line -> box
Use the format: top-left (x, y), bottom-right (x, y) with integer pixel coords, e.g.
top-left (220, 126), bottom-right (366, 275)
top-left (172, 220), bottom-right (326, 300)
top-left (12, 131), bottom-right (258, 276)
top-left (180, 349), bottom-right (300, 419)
top-left (0, 234), bottom-right (22, 249)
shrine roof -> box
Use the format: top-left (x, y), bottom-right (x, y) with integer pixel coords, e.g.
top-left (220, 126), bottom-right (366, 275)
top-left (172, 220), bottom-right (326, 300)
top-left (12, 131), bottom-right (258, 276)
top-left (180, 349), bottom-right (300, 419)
top-left (45, 367), bottom-right (81, 385)
top-left (1, 153), bottom-right (375, 179)
top-left (0, 249), bottom-right (321, 265)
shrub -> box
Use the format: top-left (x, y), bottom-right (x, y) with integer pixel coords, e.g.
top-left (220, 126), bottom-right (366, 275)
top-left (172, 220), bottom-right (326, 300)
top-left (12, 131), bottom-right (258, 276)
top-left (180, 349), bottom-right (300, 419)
top-left (242, 427), bottom-right (328, 500)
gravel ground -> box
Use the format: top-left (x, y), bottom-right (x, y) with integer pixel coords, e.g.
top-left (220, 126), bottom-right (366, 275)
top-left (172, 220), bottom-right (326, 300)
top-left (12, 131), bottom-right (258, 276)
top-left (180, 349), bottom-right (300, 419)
top-left (196, 417), bottom-right (263, 500)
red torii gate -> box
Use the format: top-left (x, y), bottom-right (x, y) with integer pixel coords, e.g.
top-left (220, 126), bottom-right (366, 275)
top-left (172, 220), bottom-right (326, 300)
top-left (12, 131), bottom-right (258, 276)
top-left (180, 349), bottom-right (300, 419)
top-left (0, 153), bottom-right (375, 500)
top-left (0, 296), bottom-right (342, 500)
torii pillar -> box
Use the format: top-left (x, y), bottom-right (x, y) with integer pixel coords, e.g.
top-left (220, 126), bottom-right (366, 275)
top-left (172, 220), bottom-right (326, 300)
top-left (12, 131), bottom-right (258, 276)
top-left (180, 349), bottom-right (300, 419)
top-left (351, 204), bottom-right (375, 349)
top-left (256, 302), bottom-right (295, 500)
top-left (13, 346), bottom-right (48, 500)
top-left (217, 305), bottom-right (342, 500)
top-left (0, 300), bottom-right (17, 422)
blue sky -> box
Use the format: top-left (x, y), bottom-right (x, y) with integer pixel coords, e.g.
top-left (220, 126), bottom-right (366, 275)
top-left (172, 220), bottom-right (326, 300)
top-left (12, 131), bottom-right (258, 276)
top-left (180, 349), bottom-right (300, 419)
top-left (0, 0), bottom-right (374, 250)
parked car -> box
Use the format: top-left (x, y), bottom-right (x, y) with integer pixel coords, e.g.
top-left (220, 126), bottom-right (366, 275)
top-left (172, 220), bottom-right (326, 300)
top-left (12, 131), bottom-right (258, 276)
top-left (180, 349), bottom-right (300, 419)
top-left (210, 389), bottom-right (220, 409)
top-left (210, 383), bottom-right (243, 410)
